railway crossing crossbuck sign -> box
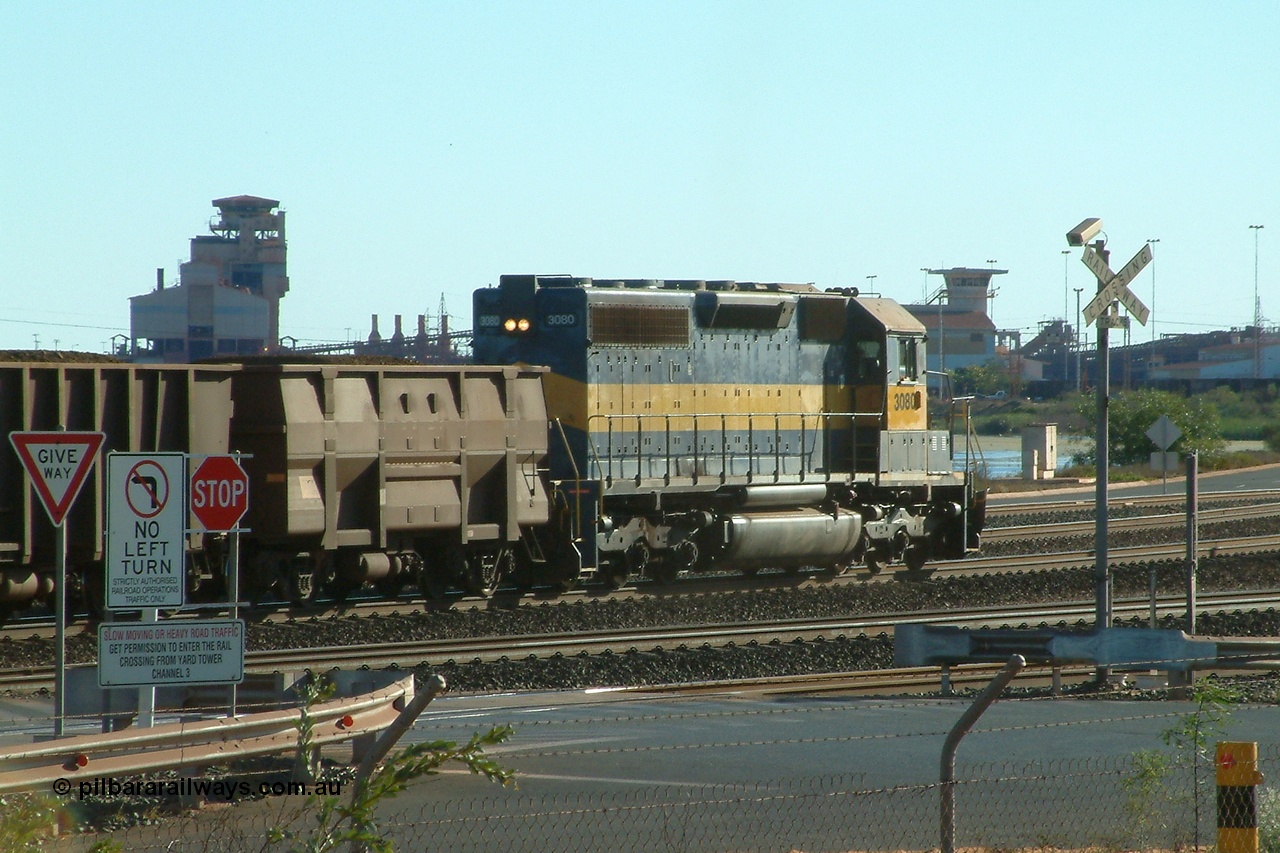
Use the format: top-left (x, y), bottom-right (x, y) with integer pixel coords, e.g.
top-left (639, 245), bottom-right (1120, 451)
top-left (1081, 243), bottom-right (1152, 327)
top-left (190, 455), bottom-right (249, 532)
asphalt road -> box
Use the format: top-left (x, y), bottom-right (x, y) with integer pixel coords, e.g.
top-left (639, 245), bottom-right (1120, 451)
top-left (989, 462), bottom-right (1280, 504)
top-left (357, 687), bottom-right (1280, 852)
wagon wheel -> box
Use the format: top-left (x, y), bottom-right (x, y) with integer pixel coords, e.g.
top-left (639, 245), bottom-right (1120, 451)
top-left (649, 560), bottom-right (679, 586)
top-left (600, 557), bottom-right (632, 591)
top-left (902, 542), bottom-right (930, 573)
top-left (464, 548), bottom-right (508, 598)
top-left (641, 543), bottom-right (679, 586)
top-left (419, 546), bottom-right (461, 603)
top-left (419, 563), bottom-right (451, 603)
top-left (864, 552), bottom-right (885, 575)
top-left (373, 576), bottom-right (403, 598)
top-left (553, 564), bottom-right (582, 593)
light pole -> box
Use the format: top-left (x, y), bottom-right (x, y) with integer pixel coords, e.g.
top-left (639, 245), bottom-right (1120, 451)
top-left (1074, 287), bottom-right (1084, 392)
top-left (920, 267), bottom-right (930, 302)
top-left (1147, 238), bottom-right (1160, 383)
top-left (866, 274), bottom-right (877, 293)
top-left (985, 259), bottom-right (998, 324)
top-left (1062, 249), bottom-right (1071, 388)
top-left (1251, 225), bottom-right (1264, 380)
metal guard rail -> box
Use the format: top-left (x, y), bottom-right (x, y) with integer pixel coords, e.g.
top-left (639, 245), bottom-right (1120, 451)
top-left (0, 674), bottom-right (415, 794)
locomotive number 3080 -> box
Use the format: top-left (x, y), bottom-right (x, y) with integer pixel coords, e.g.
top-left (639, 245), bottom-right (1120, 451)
top-left (891, 390), bottom-right (921, 411)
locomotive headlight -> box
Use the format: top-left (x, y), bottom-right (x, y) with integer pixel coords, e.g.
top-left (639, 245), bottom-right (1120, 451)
top-left (503, 318), bottom-right (518, 332)
top-left (517, 318), bottom-right (531, 332)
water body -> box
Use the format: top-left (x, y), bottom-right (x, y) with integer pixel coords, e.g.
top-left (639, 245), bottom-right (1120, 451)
top-left (953, 435), bottom-right (1091, 480)
top-left (971, 448), bottom-right (1075, 479)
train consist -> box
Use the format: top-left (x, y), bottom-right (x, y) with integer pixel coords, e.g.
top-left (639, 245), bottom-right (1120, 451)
top-left (0, 275), bottom-right (984, 617)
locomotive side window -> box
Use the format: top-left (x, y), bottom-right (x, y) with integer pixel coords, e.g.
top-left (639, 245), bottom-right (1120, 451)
top-left (852, 340), bottom-right (884, 382)
top-left (897, 337), bottom-right (919, 382)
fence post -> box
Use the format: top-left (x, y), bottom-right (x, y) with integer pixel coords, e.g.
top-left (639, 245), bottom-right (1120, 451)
top-left (1217, 741), bottom-right (1265, 853)
top-left (940, 655), bottom-right (1025, 853)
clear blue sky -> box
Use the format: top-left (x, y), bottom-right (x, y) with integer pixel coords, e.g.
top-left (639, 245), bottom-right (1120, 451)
top-left (2, 3), bottom-right (1276, 353)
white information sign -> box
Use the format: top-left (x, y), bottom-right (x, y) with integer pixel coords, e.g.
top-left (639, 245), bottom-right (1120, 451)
top-left (98, 619), bottom-right (245, 687)
top-left (106, 453), bottom-right (186, 610)
top-left (1147, 415), bottom-right (1183, 451)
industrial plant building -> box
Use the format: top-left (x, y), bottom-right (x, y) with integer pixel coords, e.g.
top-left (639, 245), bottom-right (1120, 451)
top-left (129, 195), bottom-right (288, 362)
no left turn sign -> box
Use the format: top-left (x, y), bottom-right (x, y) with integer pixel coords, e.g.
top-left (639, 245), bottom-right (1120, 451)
top-left (106, 453), bottom-right (186, 610)
top-left (125, 459), bottom-right (172, 519)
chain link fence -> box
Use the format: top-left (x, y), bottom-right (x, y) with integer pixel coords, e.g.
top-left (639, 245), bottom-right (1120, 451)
top-left (13, 687), bottom-right (1280, 852)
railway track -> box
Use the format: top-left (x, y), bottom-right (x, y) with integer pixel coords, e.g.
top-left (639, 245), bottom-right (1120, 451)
top-left (986, 488), bottom-right (1280, 517)
top-left (982, 501), bottom-right (1280, 543)
top-left (927, 532), bottom-right (1280, 576)
top-left (4, 588), bottom-right (1278, 693)
top-left (5, 528), bottom-right (1280, 644)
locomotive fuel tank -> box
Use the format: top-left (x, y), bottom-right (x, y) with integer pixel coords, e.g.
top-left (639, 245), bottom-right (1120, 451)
top-left (721, 508), bottom-right (862, 569)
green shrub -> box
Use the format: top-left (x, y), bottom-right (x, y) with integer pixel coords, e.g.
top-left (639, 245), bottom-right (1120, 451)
top-left (1261, 787), bottom-right (1280, 853)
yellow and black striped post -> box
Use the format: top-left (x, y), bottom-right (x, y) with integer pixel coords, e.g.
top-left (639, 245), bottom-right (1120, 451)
top-left (1217, 741), bottom-right (1265, 853)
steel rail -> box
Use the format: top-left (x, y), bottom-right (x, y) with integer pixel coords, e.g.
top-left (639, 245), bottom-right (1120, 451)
top-left (928, 533), bottom-right (1280, 577)
top-left (5, 589), bottom-right (1279, 693)
top-left (983, 502), bottom-right (1280, 542)
top-left (987, 488), bottom-right (1280, 516)
top-left (6, 531), bottom-right (1280, 646)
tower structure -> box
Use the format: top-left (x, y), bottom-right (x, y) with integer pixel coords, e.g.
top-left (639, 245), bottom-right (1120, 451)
top-left (130, 196), bottom-right (288, 361)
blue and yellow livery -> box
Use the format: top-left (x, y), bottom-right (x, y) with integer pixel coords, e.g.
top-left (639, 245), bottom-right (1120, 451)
top-left (475, 274), bottom-right (983, 586)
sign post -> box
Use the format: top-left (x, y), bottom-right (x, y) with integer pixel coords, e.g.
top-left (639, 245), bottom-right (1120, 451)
top-left (189, 453), bottom-right (251, 715)
top-left (9, 431), bottom-right (105, 738)
top-left (106, 452), bottom-right (186, 727)
top-left (1077, 235), bottom-right (1153, 684)
top-left (1147, 415), bottom-right (1183, 495)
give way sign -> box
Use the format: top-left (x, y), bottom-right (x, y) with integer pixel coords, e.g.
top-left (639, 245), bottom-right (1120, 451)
top-left (190, 455), bottom-right (250, 532)
top-left (9, 431), bottom-right (106, 525)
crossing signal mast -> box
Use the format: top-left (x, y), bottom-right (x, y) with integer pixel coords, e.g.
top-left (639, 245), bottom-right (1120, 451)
top-left (1067, 218), bottom-right (1153, 681)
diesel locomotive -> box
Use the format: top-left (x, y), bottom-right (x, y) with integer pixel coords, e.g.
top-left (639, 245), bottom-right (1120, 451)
top-left (0, 275), bottom-right (984, 618)
top-left (474, 274), bottom-right (984, 589)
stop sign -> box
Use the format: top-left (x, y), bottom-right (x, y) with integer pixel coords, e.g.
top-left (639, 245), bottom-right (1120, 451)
top-left (190, 455), bottom-right (250, 531)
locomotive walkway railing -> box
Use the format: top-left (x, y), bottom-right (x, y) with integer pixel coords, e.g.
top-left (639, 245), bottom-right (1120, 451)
top-left (585, 410), bottom-right (884, 488)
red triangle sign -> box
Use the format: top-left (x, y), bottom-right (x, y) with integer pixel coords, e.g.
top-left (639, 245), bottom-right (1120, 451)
top-left (9, 431), bottom-right (106, 526)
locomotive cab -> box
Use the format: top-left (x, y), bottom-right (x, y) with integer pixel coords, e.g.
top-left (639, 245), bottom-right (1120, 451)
top-left (846, 298), bottom-right (933, 477)
top-left (844, 296), bottom-right (980, 569)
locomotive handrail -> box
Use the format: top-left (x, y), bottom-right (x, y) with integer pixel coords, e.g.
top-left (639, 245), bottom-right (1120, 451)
top-left (585, 410), bottom-right (882, 488)
top-left (0, 674), bottom-right (415, 795)
top-left (552, 418), bottom-right (591, 562)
